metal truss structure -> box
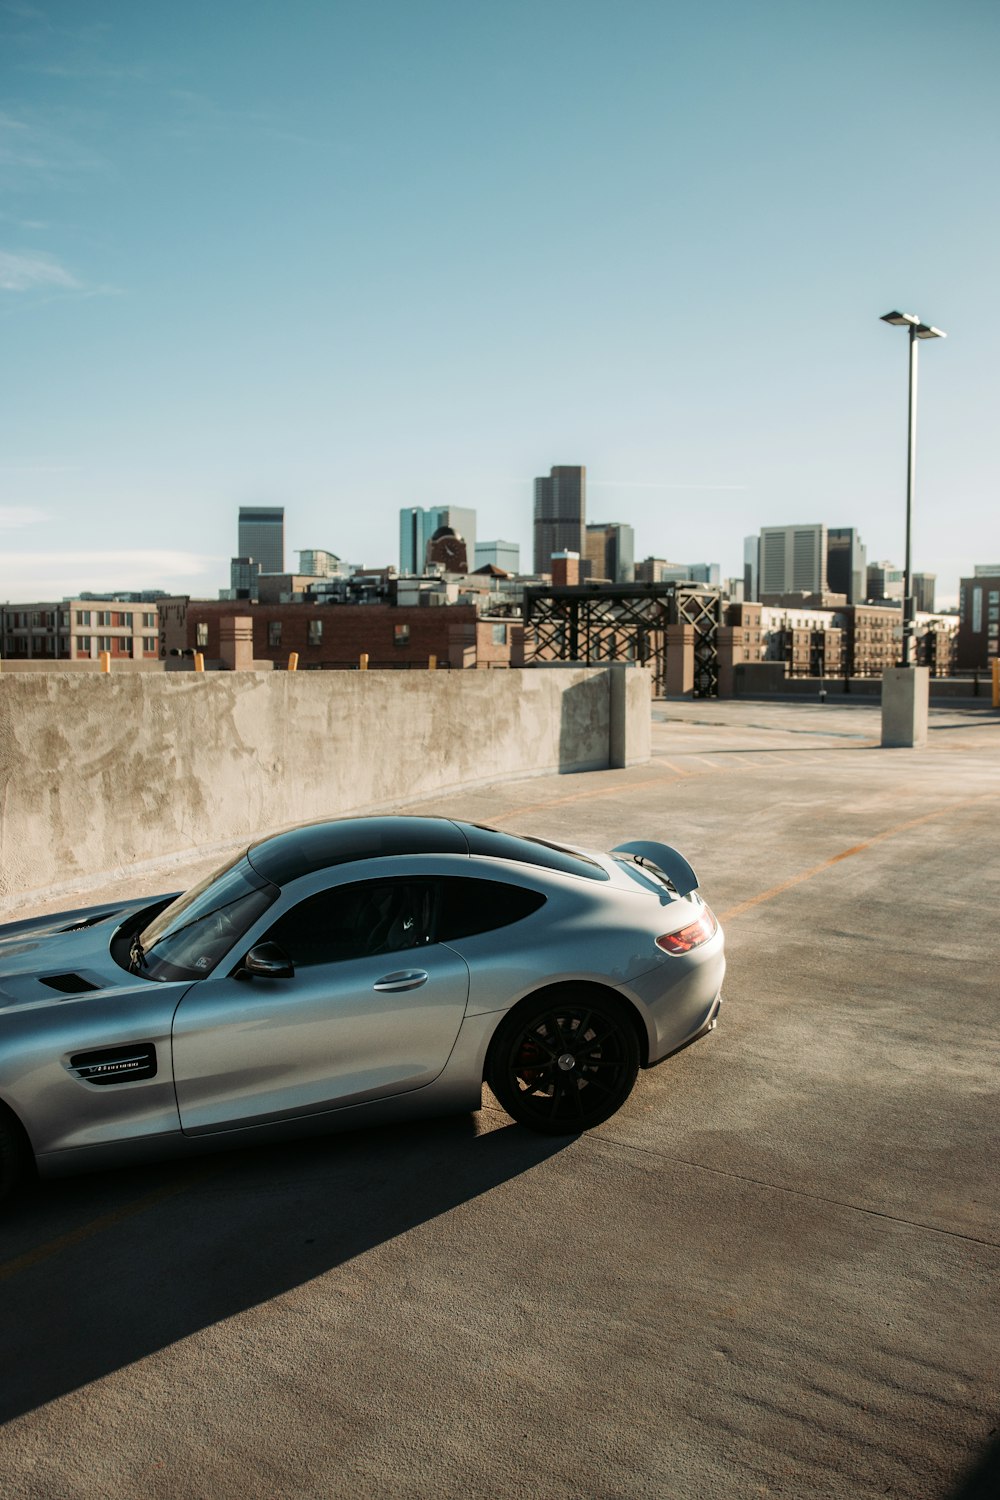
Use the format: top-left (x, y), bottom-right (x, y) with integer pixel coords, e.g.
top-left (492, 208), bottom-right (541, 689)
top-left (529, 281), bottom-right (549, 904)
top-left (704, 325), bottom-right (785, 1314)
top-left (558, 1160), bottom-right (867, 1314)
top-left (523, 583), bottom-right (723, 697)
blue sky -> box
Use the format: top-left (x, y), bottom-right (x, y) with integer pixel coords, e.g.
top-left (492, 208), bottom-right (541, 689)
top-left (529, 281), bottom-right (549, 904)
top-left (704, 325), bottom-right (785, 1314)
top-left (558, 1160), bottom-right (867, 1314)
top-left (1, 0), bottom-right (997, 605)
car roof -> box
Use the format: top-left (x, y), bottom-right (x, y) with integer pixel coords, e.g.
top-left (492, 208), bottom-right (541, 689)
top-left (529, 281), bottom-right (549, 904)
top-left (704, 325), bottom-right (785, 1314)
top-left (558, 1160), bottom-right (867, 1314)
top-left (246, 815), bottom-right (609, 886)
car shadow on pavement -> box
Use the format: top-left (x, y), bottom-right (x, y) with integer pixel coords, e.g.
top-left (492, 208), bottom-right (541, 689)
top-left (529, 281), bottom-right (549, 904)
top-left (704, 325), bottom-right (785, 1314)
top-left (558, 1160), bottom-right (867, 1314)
top-left (947, 1428), bottom-right (1000, 1499)
top-left (0, 1113), bottom-right (570, 1425)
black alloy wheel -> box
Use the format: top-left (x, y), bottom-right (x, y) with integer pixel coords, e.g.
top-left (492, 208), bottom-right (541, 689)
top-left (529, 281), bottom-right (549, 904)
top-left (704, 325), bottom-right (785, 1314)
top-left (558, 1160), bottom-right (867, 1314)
top-left (488, 997), bottom-right (640, 1135)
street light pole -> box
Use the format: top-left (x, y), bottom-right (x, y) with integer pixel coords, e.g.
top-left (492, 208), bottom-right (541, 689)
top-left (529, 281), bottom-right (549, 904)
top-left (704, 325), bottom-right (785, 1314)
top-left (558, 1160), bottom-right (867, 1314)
top-left (880, 311), bottom-right (946, 667)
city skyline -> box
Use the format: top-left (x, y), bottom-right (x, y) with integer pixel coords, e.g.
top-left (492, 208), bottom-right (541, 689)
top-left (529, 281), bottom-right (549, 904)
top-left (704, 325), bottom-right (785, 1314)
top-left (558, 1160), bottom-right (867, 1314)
top-left (0, 480), bottom-right (988, 607)
top-left (2, 1), bottom-right (998, 606)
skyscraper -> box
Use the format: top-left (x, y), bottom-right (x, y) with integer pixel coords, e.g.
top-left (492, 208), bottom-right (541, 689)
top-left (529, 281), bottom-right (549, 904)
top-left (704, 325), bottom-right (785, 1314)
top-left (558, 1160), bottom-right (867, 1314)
top-left (826, 527), bottom-right (867, 604)
top-left (913, 573), bottom-right (936, 612)
top-left (474, 540), bottom-right (520, 573)
top-left (238, 506), bottom-right (284, 574)
top-left (585, 523), bottom-right (635, 583)
top-left (743, 535), bottom-right (759, 601)
top-left (533, 466), bottom-right (586, 574)
top-left (759, 524), bottom-right (828, 596)
top-left (399, 507), bottom-right (477, 573)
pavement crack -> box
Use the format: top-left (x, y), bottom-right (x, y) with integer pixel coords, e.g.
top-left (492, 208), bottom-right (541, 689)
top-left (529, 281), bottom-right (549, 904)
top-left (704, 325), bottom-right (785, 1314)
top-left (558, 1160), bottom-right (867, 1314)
top-left (583, 1131), bottom-right (1000, 1249)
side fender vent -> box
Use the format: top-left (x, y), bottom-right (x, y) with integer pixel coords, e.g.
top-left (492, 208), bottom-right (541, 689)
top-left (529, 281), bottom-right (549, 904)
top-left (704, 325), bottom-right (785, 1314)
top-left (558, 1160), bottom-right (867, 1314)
top-left (69, 1044), bottom-right (157, 1086)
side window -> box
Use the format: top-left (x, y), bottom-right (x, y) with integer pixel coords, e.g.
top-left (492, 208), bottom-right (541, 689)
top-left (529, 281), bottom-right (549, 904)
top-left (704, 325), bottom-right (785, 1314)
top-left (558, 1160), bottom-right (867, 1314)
top-left (437, 878), bottom-right (545, 941)
top-left (264, 880), bottom-right (437, 967)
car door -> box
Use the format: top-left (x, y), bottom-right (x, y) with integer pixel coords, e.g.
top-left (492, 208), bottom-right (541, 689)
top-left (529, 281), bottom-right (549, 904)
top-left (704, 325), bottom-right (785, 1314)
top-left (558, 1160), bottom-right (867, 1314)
top-left (171, 876), bottom-right (470, 1135)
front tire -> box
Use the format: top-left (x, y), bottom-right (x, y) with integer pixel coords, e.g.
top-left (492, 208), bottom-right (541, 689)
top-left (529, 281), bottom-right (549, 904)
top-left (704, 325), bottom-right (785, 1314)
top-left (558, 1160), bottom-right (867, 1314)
top-left (487, 995), bottom-right (640, 1135)
top-left (0, 1109), bottom-right (29, 1205)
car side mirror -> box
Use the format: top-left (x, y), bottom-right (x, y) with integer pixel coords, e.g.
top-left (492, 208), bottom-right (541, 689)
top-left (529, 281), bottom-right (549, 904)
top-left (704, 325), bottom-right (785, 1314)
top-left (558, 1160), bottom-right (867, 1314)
top-left (240, 942), bottom-right (294, 980)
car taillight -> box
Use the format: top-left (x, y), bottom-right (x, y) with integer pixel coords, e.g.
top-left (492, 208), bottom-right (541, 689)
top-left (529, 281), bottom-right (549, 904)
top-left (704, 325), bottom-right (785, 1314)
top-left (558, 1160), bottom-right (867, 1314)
top-left (656, 908), bottom-right (717, 955)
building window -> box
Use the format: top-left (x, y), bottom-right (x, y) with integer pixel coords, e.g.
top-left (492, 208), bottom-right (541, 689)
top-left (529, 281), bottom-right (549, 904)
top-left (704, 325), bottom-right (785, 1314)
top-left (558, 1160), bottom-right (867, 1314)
top-left (491, 624), bottom-right (507, 646)
top-left (393, 623), bottom-right (410, 645)
top-left (268, 621), bottom-right (282, 647)
top-left (196, 622), bottom-right (209, 649)
top-left (143, 612), bottom-right (156, 628)
top-left (77, 610), bottom-right (91, 626)
top-left (77, 635), bottom-right (91, 654)
top-left (143, 636), bottom-right (157, 652)
top-left (96, 636), bottom-right (112, 652)
top-left (97, 611), bottom-right (112, 627)
top-left (308, 619), bottom-right (323, 646)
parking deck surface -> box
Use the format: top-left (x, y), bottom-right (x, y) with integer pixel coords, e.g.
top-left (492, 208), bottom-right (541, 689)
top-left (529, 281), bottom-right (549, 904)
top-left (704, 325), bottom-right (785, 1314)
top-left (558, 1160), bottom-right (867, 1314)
top-left (2, 701), bottom-right (998, 1499)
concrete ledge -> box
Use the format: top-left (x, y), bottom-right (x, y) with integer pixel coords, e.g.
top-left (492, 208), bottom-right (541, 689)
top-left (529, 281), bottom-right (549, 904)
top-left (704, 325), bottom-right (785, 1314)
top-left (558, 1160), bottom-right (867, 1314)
top-left (0, 667), bottom-right (650, 908)
top-left (0, 659), bottom-right (166, 674)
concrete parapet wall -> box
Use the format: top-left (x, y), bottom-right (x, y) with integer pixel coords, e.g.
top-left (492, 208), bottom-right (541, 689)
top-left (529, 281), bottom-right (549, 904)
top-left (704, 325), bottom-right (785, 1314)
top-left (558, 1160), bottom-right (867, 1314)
top-left (0, 667), bottom-right (650, 909)
top-left (728, 663), bottom-right (991, 703)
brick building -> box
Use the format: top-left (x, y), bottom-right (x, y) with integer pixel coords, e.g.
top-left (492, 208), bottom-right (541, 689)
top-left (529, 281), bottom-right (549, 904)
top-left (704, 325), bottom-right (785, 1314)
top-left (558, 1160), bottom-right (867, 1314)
top-left (1, 600), bottom-right (159, 661)
top-left (159, 599), bottom-right (523, 671)
top-left (849, 605), bottom-right (899, 676)
top-left (918, 624), bottom-right (957, 677)
top-left (956, 573), bottom-right (1000, 670)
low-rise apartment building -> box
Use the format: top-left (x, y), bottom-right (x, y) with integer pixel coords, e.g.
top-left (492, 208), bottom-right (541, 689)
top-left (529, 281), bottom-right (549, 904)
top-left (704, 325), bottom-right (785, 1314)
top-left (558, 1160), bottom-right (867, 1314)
top-left (1, 601), bottom-right (159, 661)
top-left (849, 605), bottom-right (899, 676)
top-left (160, 599), bottom-right (523, 671)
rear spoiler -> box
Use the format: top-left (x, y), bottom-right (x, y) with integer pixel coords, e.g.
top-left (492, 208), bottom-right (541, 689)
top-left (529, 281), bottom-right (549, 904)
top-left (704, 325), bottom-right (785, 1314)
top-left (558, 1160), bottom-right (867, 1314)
top-left (610, 841), bottom-right (699, 899)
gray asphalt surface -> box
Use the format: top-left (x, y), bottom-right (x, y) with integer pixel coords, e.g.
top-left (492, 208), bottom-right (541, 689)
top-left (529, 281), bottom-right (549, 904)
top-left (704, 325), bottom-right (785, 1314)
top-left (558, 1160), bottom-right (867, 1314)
top-left (2, 700), bottom-right (998, 1500)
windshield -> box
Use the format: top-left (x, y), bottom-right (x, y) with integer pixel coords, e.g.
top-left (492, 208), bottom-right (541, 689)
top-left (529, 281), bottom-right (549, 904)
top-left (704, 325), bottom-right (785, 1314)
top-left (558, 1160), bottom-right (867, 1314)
top-left (134, 854), bottom-right (278, 982)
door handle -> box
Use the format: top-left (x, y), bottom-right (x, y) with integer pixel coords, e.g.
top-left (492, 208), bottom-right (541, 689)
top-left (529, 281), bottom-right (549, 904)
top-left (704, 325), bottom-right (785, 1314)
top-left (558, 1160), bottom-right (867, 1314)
top-left (373, 969), bottom-right (429, 992)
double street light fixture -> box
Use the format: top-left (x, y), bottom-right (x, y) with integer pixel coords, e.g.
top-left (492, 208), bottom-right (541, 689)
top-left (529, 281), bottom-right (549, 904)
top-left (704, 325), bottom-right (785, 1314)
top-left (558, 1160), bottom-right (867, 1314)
top-left (880, 310), bottom-right (947, 667)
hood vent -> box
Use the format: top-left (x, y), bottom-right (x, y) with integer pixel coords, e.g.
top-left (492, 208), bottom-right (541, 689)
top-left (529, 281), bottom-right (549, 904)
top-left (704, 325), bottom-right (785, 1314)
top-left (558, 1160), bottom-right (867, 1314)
top-left (59, 914), bottom-right (109, 933)
top-left (42, 973), bottom-right (99, 995)
top-left (70, 1043), bottom-right (157, 1085)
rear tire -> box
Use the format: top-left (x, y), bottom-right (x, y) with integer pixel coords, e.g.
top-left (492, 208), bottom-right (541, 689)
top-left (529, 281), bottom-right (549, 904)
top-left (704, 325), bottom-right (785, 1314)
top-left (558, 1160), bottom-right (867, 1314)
top-left (487, 994), bottom-right (640, 1135)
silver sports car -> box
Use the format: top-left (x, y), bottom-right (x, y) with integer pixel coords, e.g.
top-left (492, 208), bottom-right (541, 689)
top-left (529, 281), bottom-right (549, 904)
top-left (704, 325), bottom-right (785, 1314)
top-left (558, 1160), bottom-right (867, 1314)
top-left (0, 816), bottom-right (725, 1200)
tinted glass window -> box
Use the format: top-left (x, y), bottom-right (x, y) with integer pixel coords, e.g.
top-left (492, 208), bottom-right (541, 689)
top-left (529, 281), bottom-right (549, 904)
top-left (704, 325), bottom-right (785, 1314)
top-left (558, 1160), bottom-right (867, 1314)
top-left (249, 816), bottom-right (467, 885)
top-left (263, 879), bottom-right (436, 967)
top-left (462, 825), bottom-right (609, 882)
top-left (135, 857), bottom-right (277, 982)
top-left (437, 878), bottom-right (546, 941)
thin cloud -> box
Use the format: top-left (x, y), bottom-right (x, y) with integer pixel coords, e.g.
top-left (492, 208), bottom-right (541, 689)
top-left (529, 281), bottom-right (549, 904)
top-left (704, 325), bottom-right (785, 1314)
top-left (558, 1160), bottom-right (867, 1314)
top-left (165, 90), bottom-right (325, 151)
top-left (0, 550), bottom-right (225, 601)
top-left (588, 480), bottom-right (750, 491)
top-left (0, 505), bottom-right (48, 526)
top-left (0, 248), bottom-right (79, 291)
top-left (22, 62), bottom-right (148, 82)
top-left (0, 464), bottom-right (73, 474)
top-left (0, 108), bottom-right (114, 191)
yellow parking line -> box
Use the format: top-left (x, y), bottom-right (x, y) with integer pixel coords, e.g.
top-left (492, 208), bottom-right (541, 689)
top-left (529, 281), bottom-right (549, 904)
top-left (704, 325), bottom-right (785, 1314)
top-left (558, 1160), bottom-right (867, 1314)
top-left (654, 759), bottom-right (691, 776)
top-left (719, 792), bottom-right (999, 922)
top-left (491, 769), bottom-right (692, 822)
top-left (0, 1168), bottom-right (209, 1282)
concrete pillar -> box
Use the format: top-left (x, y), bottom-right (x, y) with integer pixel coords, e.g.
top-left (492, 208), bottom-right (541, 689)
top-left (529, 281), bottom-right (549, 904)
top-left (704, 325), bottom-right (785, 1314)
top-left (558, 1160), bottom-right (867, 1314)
top-left (608, 665), bottom-right (651, 768)
top-left (665, 624), bottom-right (695, 697)
top-left (551, 552), bottom-right (580, 586)
top-left (219, 616), bottom-right (254, 671)
top-left (715, 625), bottom-right (740, 698)
top-left (881, 666), bottom-right (930, 748)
